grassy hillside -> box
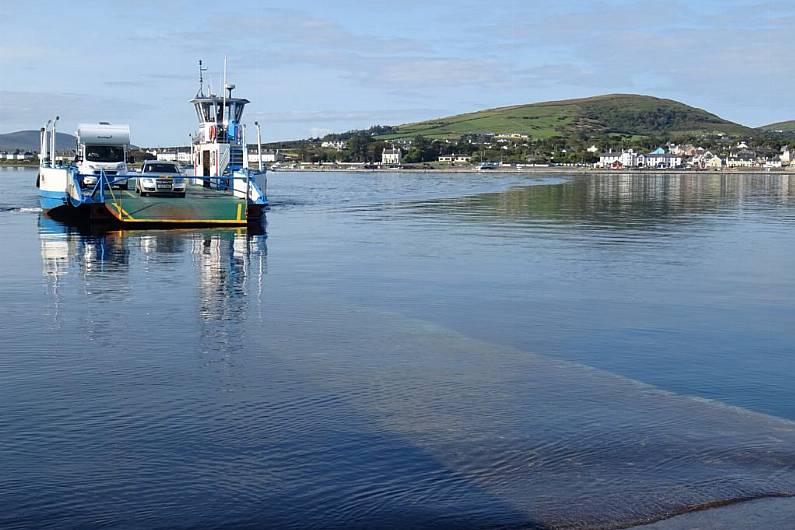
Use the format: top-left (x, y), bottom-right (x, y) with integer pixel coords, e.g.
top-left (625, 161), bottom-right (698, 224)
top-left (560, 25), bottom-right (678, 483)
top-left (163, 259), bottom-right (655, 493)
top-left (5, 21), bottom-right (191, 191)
top-left (377, 94), bottom-right (752, 141)
top-left (758, 120), bottom-right (795, 134)
top-left (0, 130), bottom-right (76, 152)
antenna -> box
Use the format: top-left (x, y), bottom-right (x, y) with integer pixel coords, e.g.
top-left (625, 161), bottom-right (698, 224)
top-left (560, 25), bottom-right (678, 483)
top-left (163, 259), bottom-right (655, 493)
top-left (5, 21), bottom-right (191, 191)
top-left (197, 59), bottom-right (207, 97)
top-left (221, 56), bottom-right (228, 126)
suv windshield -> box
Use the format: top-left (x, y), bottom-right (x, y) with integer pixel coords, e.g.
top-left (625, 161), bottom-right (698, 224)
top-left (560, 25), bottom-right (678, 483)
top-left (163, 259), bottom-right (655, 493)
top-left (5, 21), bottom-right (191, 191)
top-left (144, 163), bottom-right (179, 173)
top-left (85, 145), bottom-right (125, 163)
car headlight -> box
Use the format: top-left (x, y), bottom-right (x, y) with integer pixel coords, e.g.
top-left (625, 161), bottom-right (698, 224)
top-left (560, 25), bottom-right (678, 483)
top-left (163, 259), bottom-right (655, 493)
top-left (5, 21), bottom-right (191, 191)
top-left (144, 178), bottom-right (155, 185)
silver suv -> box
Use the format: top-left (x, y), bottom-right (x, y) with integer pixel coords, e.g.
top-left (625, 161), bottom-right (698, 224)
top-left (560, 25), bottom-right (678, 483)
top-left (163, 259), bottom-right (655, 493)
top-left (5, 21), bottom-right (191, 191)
top-left (136, 161), bottom-right (187, 197)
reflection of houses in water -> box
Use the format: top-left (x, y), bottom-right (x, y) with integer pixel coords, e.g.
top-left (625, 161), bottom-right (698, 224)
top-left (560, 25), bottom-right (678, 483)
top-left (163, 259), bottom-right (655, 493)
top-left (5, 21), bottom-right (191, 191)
top-left (424, 174), bottom-right (795, 232)
top-left (579, 174), bottom-right (795, 216)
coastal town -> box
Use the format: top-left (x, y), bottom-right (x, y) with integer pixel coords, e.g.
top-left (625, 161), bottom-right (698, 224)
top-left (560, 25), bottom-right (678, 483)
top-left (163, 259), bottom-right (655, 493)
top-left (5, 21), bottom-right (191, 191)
top-left (151, 136), bottom-right (792, 171)
top-left (3, 139), bottom-right (792, 172)
top-left (594, 142), bottom-right (791, 170)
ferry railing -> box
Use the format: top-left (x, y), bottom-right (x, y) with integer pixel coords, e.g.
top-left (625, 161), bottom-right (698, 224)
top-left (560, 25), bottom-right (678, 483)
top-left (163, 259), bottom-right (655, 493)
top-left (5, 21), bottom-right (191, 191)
top-left (77, 169), bottom-right (267, 205)
top-left (82, 169), bottom-right (129, 204)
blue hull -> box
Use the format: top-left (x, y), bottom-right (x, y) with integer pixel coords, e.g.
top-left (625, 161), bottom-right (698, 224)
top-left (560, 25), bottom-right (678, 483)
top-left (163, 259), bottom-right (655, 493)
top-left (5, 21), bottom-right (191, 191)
top-left (39, 190), bottom-right (68, 211)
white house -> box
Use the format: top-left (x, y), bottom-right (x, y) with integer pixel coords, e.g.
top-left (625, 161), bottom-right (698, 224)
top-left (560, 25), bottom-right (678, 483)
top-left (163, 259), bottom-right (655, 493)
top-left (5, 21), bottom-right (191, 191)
top-left (248, 149), bottom-right (284, 163)
top-left (382, 147), bottom-right (401, 165)
top-left (321, 140), bottom-right (347, 150)
top-left (586, 145), bottom-right (599, 154)
top-left (439, 154), bottom-right (471, 164)
top-left (619, 149), bottom-right (640, 168)
top-left (780, 146), bottom-right (791, 166)
top-left (693, 151), bottom-right (723, 169)
top-left (598, 149), bottom-right (645, 168)
top-left (4, 152), bottom-right (33, 161)
top-left (645, 152), bottom-right (682, 169)
top-left (157, 152), bottom-right (192, 163)
top-left (726, 151), bottom-right (757, 168)
top-left (495, 133), bottom-right (529, 140)
top-left (598, 151), bottom-right (622, 168)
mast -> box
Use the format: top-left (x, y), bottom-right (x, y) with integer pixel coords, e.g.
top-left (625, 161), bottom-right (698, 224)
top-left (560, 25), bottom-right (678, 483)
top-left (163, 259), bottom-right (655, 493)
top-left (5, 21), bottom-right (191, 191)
top-left (51, 116), bottom-right (59, 166)
top-left (255, 121), bottom-right (262, 172)
top-left (197, 59), bottom-right (207, 98)
top-left (221, 56), bottom-right (227, 131)
top-left (39, 127), bottom-right (45, 166)
top-left (42, 120), bottom-right (51, 166)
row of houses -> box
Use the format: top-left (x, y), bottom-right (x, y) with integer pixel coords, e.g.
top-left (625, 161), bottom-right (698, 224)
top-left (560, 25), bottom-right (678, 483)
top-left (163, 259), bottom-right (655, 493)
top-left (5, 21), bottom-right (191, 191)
top-left (598, 148), bottom-right (684, 169)
top-left (0, 152), bottom-right (34, 161)
top-left (598, 145), bottom-right (791, 170)
top-left (438, 154), bottom-right (472, 164)
top-left (381, 149), bottom-right (473, 166)
top-left (151, 148), bottom-right (285, 164)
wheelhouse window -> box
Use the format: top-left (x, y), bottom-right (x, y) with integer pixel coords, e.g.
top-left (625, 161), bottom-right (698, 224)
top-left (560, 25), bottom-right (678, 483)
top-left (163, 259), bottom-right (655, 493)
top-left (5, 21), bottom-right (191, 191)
top-left (232, 102), bottom-right (245, 122)
top-left (85, 145), bottom-right (124, 162)
top-left (193, 101), bottom-right (216, 123)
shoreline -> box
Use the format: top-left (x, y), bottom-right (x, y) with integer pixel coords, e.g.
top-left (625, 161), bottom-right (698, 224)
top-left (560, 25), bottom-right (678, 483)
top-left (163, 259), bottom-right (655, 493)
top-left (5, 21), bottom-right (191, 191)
top-left (4, 163), bottom-right (793, 177)
top-left (270, 166), bottom-right (795, 175)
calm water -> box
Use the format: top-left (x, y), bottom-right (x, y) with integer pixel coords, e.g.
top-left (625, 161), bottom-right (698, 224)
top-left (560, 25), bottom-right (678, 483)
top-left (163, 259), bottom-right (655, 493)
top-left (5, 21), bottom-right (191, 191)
top-left (1, 166), bottom-right (795, 529)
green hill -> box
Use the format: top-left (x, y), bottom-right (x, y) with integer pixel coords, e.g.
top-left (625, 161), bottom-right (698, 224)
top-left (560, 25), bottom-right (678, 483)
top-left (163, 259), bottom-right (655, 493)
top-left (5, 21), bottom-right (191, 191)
top-left (758, 120), bottom-right (795, 134)
top-left (377, 94), bottom-right (752, 141)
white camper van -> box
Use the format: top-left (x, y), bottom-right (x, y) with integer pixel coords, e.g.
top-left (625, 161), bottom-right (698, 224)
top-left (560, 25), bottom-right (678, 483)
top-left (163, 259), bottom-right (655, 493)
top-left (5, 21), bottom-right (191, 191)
top-left (76, 122), bottom-right (131, 188)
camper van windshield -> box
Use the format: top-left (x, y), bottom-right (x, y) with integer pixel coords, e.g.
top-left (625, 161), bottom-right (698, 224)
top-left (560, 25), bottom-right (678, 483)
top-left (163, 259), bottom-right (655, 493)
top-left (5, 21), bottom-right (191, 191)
top-left (85, 145), bottom-right (124, 162)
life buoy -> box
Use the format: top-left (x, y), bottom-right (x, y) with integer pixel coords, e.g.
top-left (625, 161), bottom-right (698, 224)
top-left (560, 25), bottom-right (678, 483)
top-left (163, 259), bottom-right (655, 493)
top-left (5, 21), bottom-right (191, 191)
top-left (209, 125), bottom-right (216, 142)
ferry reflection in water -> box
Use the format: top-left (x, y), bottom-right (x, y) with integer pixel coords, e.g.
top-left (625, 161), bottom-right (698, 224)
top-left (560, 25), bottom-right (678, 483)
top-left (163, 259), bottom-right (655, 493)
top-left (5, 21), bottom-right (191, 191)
top-left (38, 214), bottom-right (267, 334)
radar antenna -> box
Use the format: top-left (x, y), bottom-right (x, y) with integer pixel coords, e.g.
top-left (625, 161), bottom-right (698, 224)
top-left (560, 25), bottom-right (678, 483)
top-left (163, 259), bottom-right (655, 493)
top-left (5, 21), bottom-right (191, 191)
top-left (197, 59), bottom-right (208, 97)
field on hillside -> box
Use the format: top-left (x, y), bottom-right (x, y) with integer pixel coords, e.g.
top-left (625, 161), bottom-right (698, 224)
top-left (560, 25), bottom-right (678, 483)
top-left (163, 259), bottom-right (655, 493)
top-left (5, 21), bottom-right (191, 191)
top-left (376, 94), bottom-right (752, 141)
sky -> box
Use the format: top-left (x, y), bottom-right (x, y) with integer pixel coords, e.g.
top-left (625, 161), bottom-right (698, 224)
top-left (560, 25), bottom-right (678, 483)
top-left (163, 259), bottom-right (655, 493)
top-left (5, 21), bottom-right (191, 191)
top-left (0, 0), bottom-right (792, 146)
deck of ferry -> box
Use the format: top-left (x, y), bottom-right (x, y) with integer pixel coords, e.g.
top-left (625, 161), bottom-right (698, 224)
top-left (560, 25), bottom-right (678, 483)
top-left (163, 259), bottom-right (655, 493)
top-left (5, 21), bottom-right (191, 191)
top-left (101, 184), bottom-right (249, 225)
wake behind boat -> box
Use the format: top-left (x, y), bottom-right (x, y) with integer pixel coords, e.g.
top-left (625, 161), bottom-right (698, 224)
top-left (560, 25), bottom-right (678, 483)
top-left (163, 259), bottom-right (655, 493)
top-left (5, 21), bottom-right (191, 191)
top-left (35, 60), bottom-right (267, 227)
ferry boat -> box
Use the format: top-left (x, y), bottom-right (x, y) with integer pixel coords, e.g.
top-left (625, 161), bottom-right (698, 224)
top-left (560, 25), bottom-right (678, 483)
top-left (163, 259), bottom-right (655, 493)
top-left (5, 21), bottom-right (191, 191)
top-left (36, 60), bottom-right (268, 226)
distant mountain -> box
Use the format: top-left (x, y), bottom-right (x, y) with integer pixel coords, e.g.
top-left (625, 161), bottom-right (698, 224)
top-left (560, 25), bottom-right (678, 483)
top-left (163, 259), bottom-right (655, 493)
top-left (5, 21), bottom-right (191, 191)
top-left (757, 120), bottom-right (795, 134)
top-left (0, 130), bottom-right (76, 152)
top-left (377, 94), bottom-right (753, 141)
